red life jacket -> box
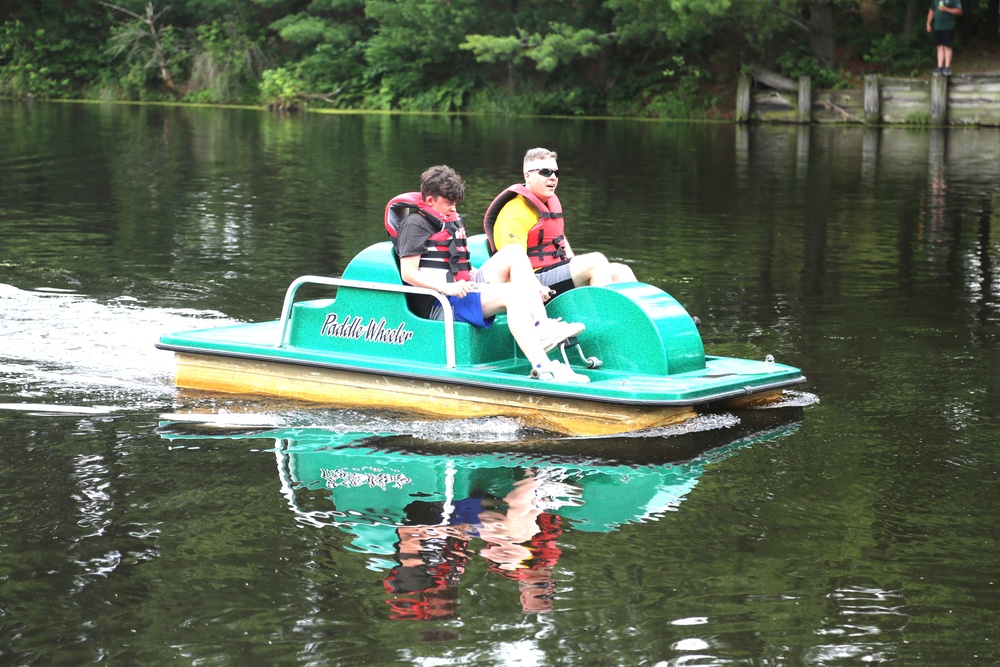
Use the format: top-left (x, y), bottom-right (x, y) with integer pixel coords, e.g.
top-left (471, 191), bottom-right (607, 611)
top-left (485, 512), bottom-right (563, 579)
top-left (385, 192), bottom-right (472, 282)
top-left (482, 184), bottom-right (567, 269)
top-left (382, 534), bottom-right (469, 621)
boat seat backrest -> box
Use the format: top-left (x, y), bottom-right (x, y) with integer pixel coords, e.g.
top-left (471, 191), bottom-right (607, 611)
top-left (341, 241), bottom-right (404, 284)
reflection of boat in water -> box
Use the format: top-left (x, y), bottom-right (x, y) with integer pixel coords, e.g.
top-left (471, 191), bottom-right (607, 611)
top-left (159, 412), bottom-right (800, 616)
top-left (158, 412), bottom-right (801, 552)
top-left (156, 234), bottom-right (805, 437)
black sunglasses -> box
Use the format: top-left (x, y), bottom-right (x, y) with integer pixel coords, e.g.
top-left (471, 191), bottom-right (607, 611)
top-left (528, 168), bottom-right (559, 178)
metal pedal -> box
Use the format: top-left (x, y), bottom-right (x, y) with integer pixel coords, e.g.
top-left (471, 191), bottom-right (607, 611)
top-left (556, 337), bottom-right (602, 369)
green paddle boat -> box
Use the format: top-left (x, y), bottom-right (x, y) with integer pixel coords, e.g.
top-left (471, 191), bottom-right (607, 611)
top-left (156, 235), bottom-right (805, 436)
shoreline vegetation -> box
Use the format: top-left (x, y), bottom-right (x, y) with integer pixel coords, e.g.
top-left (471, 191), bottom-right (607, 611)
top-left (2, 1), bottom-right (999, 121)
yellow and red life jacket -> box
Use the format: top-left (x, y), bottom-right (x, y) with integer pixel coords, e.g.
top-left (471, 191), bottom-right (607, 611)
top-left (482, 184), bottom-right (567, 269)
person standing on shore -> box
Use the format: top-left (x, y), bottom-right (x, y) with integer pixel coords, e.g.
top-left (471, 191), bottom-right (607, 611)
top-left (927, 0), bottom-right (963, 77)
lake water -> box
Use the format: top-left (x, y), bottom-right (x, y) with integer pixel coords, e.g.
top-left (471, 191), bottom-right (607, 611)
top-left (2, 101), bottom-right (999, 665)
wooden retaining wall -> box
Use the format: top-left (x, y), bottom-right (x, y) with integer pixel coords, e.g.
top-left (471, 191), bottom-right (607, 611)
top-left (736, 71), bottom-right (1000, 126)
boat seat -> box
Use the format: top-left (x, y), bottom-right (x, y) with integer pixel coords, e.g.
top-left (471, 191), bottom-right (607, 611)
top-left (467, 233), bottom-right (491, 266)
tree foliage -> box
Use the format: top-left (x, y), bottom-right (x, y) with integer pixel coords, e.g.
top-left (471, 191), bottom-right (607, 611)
top-left (104, 2), bottom-right (186, 96)
top-left (605, 0), bottom-right (734, 45)
top-left (0, 1), bottom-right (108, 98)
top-left (0, 0), bottom-right (998, 115)
top-left (462, 23), bottom-right (611, 73)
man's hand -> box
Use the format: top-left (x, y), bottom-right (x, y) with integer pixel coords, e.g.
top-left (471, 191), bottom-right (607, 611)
top-left (442, 280), bottom-right (476, 298)
top-left (534, 279), bottom-right (554, 302)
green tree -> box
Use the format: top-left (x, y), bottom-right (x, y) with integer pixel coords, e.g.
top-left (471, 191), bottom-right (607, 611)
top-left (263, 0), bottom-right (370, 106)
top-left (258, 66), bottom-right (304, 109)
top-left (188, 16), bottom-right (270, 103)
top-left (461, 24), bottom-right (611, 75)
top-left (0, 1), bottom-right (108, 98)
top-left (104, 2), bottom-right (186, 96)
top-left (2, 0), bottom-right (999, 115)
top-left (605, 0), bottom-right (734, 46)
top-left (363, 0), bottom-right (490, 111)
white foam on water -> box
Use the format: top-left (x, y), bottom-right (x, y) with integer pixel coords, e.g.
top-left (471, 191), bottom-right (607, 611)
top-left (773, 389), bottom-right (821, 408)
top-left (0, 282), bottom-right (237, 404)
top-left (0, 402), bottom-right (125, 415)
top-left (159, 411), bottom-right (286, 428)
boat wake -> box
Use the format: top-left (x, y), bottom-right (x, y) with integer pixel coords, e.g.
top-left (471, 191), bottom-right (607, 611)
top-left (0, 282), bottom-right (235, 406)
top-left (764, 389), bottom-right (820, 409)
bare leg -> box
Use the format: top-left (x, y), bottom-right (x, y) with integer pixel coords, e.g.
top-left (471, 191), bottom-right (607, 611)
top-left (569, 253), bottom-right (637, 287)
top-left (478, 283), bottom-right (549, 367)
top-left (568, 252), bottom-right (613, 286)
top-left (479, 245), bottom-right (551, 321)
top-left (609, 262), bottom-right (637, 283)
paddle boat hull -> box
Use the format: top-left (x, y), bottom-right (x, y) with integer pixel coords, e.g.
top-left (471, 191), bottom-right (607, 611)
top-left (157, 235), bottom-right (805, 436)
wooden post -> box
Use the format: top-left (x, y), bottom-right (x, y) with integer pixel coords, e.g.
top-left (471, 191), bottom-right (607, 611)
top-left (864, 74), bottom-right (881, 124)
top-left (797, 76), bottom-right (812, 124)
top-left (736, 74), bottom-right (752, 123)
top-left (930, 75), bottom-right (949, 125)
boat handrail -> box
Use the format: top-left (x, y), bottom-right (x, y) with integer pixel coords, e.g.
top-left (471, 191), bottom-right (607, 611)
top-left (277, 275), bottom-right (457, 368)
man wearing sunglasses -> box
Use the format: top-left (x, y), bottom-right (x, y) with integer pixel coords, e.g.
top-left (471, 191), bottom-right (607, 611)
top-left (484, 147), bottom-right (637, 297)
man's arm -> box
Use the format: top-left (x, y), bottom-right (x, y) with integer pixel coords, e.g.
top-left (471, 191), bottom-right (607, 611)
top-left (399, 255), bottom-right (472, 297)
top-left (561, 237), bottom-right (575, 258)
top-left (493, 198), bottom-right (534, 252)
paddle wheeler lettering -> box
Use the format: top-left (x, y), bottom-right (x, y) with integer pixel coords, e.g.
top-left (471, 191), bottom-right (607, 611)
top-left (320, 313), bottom-right (415, 345)
top-left (321, 467), bottom-right (412, 490)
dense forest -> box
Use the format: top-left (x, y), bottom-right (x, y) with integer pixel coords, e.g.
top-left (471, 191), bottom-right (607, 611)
top-left (2, 0), bottom-right (999, 117)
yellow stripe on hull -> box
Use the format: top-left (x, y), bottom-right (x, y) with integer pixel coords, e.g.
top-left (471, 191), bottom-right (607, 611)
top-left (173, 352), bottom-right (697, 437)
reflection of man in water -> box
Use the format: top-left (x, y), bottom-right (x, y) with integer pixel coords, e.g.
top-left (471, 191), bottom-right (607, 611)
top-left (485, 512), bottom-right (562, 614)
top-left (477, 471), bottom-right (569, 613)
top-left (922, 162), bottom-right (949, 273)
top-left (383, 469), bottom-right (576, 618)
top-left (382, 498), bottom-right (481, 621)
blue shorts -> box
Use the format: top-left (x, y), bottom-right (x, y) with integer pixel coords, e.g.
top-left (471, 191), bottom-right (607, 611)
top-left (451, 497), bottom-right (487, 526)
top-left (428, 291), bottom-right (494, 328)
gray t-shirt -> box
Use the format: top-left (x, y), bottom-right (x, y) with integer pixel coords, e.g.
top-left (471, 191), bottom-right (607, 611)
top-left (395, 211), bottom-right (444, 258)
